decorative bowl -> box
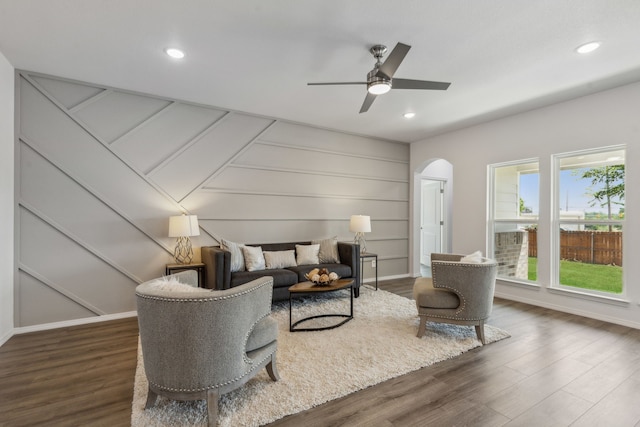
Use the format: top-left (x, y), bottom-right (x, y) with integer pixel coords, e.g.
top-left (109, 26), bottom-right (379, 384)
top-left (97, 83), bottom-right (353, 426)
top-left (305, 269), bottom-right (340, 286)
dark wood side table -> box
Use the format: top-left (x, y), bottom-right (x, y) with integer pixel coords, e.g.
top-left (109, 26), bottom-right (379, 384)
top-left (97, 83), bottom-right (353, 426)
top-left (360, 252), bottom-right (378, 290)
top-left (165, 262), bottom-right (206, 288)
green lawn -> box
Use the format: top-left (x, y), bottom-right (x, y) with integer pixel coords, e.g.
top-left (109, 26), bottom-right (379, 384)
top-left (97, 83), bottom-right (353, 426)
top-left (528, 257), bottom-right (622, 294)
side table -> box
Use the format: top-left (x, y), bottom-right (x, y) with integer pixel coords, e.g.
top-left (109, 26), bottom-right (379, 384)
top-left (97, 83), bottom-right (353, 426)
top-left (360, 252), bottom-right (378, 290)
top-left (165, 263), bottom-right (206, 288)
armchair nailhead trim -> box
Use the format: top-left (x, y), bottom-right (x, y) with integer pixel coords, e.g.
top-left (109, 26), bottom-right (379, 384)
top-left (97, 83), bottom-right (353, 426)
top-left (136, 279), bottom-right (273, 302)
top-left (431, 272), bottom-right (467, 315)
top-left (149, 351), bottom-right (274, 393)
top-left (431, 261), bottom-right (494, 316)
top-left (420, 313), bottom-right (484, 321)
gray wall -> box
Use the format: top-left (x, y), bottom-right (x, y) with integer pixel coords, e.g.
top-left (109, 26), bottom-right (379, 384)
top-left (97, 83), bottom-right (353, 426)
top-left (15, 71), bottom-right (409, 328)
top-left (0, 53), bottom-right (14, 343)
top-left (411, 80), bottom-right (640, 329)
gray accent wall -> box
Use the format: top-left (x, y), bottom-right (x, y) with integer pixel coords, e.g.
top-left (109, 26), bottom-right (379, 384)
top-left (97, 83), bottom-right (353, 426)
top-left (16, 71), bottom-right (409, 327)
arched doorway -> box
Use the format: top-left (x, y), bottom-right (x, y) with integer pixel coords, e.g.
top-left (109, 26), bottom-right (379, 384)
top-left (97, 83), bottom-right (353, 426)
top-left (412, 159), bottom-right (453, 277)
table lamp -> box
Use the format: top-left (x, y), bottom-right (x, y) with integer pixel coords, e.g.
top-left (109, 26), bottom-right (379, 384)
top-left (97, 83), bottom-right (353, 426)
top-left (168, 214), bottom-right (200, 264)
top-left (349, 215), bottom-right (371, 254)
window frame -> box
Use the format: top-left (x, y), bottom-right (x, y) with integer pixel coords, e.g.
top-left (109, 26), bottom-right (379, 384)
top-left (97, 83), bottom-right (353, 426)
top-left (551, 146), bottom-right (626, 298)
top-left (488, 158), bottom-right (540, 285)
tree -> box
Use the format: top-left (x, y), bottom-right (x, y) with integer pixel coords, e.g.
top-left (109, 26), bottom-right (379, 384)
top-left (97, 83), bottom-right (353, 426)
top-left (580, 165), bottom-right (625, 230)
top-left (519, 197), bottom-right (532, 214)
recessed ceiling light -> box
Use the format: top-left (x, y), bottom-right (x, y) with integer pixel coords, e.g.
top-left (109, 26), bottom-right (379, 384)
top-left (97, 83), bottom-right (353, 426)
top-left (164, 48), bottom-right (185, 59)
top-left (575, 41), bottom-right (601, 54)
top-left (403, 112), bottom-right (416, 119)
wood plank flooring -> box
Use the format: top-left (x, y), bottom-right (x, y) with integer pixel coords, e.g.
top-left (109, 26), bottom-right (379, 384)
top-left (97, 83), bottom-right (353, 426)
top-left (1, 278), bottom-right (640, 426)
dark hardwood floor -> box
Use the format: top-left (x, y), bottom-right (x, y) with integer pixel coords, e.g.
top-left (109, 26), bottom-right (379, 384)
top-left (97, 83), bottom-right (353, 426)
top-left (2, 278), bottom-right (640, 426)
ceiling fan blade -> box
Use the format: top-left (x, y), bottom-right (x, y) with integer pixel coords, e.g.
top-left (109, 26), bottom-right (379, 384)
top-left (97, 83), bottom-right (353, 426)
top-left (376, 42), bottom-right (411, 79)
top-left (307, 82), bottom-right (367, 86)
top-left (392, 78), bottom-right (451, 90)
top-left (359, 92), bottom-right (377, 113)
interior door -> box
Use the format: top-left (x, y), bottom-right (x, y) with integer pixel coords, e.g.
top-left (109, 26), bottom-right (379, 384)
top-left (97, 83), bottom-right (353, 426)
top-left (421, 180), bottom-right (443, 267)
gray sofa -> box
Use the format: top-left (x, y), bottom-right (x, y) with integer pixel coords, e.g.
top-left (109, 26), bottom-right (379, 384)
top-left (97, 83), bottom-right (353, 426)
top-left (201, 241), bottom-right (361, 302)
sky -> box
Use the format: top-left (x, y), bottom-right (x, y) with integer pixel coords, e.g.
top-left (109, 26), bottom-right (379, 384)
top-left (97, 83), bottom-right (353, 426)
top-left (520, 169), bottom-right (624, 215)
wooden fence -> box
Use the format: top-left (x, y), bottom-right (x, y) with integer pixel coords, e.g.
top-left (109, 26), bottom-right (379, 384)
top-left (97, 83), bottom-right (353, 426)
top-left (528, 230), bottom-right (622, 266)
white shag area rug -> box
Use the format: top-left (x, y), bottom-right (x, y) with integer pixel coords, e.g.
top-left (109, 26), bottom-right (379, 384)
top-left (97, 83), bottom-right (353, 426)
top-left (131, 285), bottom-right (509, 427)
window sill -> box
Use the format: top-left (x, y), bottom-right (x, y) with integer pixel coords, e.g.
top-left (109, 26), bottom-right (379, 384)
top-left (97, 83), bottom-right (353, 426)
top-left (547, 286), bottom-right (630, 307)
top-left (496, 278), bottom-right (541, 289)
top-left (496, 279), bottom-right (630, 307)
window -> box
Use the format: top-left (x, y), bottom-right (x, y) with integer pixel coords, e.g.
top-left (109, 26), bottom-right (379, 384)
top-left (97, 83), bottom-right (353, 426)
top-left (489, 160), bottom-right (539, 282)
top-left (553, 147), bottom-right (625, 295)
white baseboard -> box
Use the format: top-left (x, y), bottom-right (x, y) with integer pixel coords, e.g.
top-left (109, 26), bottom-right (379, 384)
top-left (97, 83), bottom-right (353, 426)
top-left (0, 330), bottom-right (12, 347)
top-left (13, 311), bottom-right (138, 335)
top-left (362, 273), bottom-right (410, 284)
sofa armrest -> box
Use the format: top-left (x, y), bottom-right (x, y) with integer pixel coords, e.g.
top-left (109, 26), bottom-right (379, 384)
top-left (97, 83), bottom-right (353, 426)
top-left (201, 246), bottom-right (231, 290)
top-left (338, 241), bottom-right (360, 287)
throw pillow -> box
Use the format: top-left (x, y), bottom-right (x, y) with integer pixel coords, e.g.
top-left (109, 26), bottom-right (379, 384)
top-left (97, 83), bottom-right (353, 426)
top-left (242, 245), bottom-right (266, 271)
top-left (147, 276), bottom-right (200, 292)
top-left (461, 250), bottom-right (483, 263)
top-left (264, 250), bottom-right (297, 269)
top-left (312, 236), bottom-right (340, 263)
top-left (221, 239), bottom-right (245, 272)
top-left (295, 244), bottom-right (320, 266)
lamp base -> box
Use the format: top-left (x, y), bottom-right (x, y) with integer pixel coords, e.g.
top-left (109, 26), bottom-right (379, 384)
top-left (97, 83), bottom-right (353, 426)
top-left (353, 232), bottom-right (367, 254)
top-left (173, 236), bottom-right (194, 264)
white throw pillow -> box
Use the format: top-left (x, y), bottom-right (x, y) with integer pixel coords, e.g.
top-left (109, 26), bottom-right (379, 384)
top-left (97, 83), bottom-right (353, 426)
top-left (147, 276), bottom-right (200, 292)
top-left (296, 244), bottom-right (320, 266)
top-left (242, 245), bottom-right (266, 271)
top-left (461, 250), bottom-right (483, 263)
top-left (264, 250), bottom-right (297, 269)
top-left (312, 236), bottom-right (340, 263)
top-left (221, 239), bottom-right (245, 272)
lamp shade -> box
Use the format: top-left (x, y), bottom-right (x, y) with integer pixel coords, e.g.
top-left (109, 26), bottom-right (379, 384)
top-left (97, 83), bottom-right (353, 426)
top-left (349, 215), bottom-right (371, 233)
top-left (168, 215), bottom-right (200, 237)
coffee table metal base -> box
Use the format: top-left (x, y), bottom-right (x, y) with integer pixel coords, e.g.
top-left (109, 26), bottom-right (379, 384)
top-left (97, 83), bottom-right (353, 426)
top-left (289, 280), bottom-right (354, 332)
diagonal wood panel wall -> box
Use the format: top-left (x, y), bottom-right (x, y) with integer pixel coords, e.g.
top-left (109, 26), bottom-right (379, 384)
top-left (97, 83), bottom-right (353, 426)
top-left (16, 71), bottom-right (409, 327)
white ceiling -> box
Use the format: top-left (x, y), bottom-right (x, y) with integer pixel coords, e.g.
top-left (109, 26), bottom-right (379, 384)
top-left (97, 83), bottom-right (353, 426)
top-left (2, 0), bottom-right (640, 143)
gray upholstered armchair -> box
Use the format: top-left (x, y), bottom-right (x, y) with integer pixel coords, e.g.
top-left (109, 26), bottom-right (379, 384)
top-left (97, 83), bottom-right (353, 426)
top-left (136, 271), bottom-right (279, 426)
top-left (413, 253), bottom-right (497, 344)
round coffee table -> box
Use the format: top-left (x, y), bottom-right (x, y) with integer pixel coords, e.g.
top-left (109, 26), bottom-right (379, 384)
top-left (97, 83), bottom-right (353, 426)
top-left (288, 278), bottom-right (354, 332)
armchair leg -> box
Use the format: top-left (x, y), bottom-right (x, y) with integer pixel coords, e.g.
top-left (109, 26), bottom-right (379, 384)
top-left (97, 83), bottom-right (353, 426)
top-left (417, 315), bottom-right (427, 338)
top-left (206, 389), bottom-right (219, 427)
top-left (266, 353), bottom-right (280, 381)
top-left (144, 386), bottom-right (158, 409)
top-left (475, 322), bottom-right (486, 345)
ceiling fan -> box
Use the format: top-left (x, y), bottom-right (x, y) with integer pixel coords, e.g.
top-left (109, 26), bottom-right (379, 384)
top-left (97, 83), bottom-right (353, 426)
top-left (307, 42), bottom-right (451, 113)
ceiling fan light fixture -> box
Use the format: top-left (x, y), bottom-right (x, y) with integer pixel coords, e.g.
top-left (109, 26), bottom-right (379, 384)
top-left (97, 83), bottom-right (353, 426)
top-left (368, 81), bottom-right (391, 95)
top-left (403, 112), bottom-right (416, 119)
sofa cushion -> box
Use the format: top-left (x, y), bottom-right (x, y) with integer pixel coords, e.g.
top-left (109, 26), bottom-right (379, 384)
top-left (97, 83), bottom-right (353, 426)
top-left (296, 244), bottom-right (320, 265)
top-left (264, 250), bottom-right (297, 269)
top-left (413, 277), bottom-right (460, 309)
top-left (312, 236), bottom-right (340, 263)
top-left (242, 245), bottom-right (266, 271)
top-left (231, 269), bottom-right (298, 288)
top-left (221, 239), bottom-right (246, 272)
